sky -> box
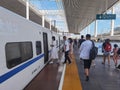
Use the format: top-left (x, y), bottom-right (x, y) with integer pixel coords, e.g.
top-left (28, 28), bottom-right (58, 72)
top-left (30, 0), bottom-right (58, 10)
top-left (29, 0), bottom-right (120, 36)
top-left (30, 0), bottom-right (66, 32)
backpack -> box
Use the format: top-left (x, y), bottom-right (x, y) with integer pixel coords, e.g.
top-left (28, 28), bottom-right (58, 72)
top-left (117, 48), bottom-right (120, 54)
top-left (104, 43), bottom-right (111, 52)
top-left (89, 41), bottom-right (98, 60)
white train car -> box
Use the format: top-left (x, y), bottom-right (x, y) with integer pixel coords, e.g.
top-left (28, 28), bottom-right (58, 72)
top-left (0, 7), bottom-right (60, 90)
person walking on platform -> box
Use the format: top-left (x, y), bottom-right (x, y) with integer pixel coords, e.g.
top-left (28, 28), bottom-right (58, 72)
top-left (63, 36), bottom-right (71, 64)
top-left (78, 35), bottom-right (85, 48)
top-left (68, 38), bottom-right (73, 59)
top-left (102, 39), bottom-right (112, 66)
top-left (73, 39), bottom-right (78, 48)
top-left (112, 44), bottom-right (119, 67)
top-left (50, 36), bottom-right (58, 63)
top-left (79, 34), bottom-right (92, 81)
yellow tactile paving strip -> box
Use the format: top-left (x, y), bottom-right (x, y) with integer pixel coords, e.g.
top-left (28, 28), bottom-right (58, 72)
top-left (62, 54), bottom-right (82, 90)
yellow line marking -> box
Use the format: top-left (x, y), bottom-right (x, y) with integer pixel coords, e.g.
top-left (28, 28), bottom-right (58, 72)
top-left (62, 54), bottom-right (82, 90)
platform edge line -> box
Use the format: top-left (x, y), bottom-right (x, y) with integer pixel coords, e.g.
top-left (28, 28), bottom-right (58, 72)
top-left (58, 64), bottom-right (66, 90)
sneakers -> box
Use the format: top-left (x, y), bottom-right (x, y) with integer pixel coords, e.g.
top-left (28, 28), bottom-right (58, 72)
top-left (49, 61), bottom-right (53, 64)
top-left (63, 62), bottom-right (66, 64)
top-left (63, 62), bottom-right (71, 64)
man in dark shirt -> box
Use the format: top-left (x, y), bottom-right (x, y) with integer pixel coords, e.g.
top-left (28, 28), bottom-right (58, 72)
top-left (78, 35), bottom-right (85, 48)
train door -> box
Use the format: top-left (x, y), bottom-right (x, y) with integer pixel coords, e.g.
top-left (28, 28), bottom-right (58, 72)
top-left (43, 32), bottom-right (49, 64)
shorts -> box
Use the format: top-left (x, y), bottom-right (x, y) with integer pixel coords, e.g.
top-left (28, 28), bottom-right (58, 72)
top-left (103, 51), bottom-right (110, 56)
top-left (83, 60), bottom-right (92, 69)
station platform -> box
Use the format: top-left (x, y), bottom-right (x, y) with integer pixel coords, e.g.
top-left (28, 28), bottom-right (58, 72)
top-left (24, 47), bottom-right (120, 90)
top-left (74, 47), bottom-right (120, 90)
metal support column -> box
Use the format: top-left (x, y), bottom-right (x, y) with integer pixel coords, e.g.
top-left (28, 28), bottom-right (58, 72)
top-left (53, 20), bottom-right (56, 27)
top-left (42, 15), bottom-right (45, 27)
top-left (111, 7), bottom-right (115, 36)
top-left (50, 19), bottom-right (52, 30)
top-left (26, 0), bottom-right (29, 20)
top-left (94, 20), bottom-right (97, 37)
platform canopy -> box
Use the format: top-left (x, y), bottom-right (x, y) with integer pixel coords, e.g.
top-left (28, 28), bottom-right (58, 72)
top-left (62, 0), bottom-right (119, 33)
top-left (0, 0), bottom-right (119, 34)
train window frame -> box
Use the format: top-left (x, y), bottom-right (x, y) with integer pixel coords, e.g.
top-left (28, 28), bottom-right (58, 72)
top-left (36, 41), bottom-right (42, 55)
top-left (5, 42), bottom-right (33, 69)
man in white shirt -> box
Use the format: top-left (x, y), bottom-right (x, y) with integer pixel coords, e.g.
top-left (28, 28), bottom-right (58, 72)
top-left (63, 36), bottom-right (71, 64)
top-left (79, 34), bottom-right (92, 81)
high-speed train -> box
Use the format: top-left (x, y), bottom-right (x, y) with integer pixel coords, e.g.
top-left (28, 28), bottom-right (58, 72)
top-left (0, 7), bottom-right (63, 90)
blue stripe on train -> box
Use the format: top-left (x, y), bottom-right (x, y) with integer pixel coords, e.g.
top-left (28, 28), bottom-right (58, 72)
top-left (0, 53), bottom-right (44, 83)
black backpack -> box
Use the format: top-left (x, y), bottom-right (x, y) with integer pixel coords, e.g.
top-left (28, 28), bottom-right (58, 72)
top-left (117, 48), bottom-right (120, 54)
top-left (89, 41), bottom-right (98, 60)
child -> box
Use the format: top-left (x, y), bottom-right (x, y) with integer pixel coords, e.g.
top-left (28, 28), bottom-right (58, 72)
top-left (112, 44), bottom-right (119, 67)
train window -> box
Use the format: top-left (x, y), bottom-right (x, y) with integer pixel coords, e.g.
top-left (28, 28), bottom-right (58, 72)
top-left (5, 42), bottom-right (33, 69)
top-left (20, 42), bottom-right (33, 61)
top-left (36, 41), bottom-right (42, 55)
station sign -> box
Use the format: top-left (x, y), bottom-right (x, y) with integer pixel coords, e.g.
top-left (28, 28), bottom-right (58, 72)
top-left (96, 14), bottom-right (116, 20)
